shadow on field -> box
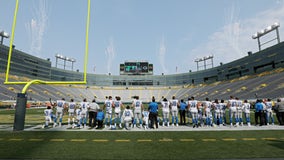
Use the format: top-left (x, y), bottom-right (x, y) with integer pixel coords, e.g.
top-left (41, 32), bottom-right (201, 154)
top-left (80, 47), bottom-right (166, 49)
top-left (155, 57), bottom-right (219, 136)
top-left (268, 140), bottom-right (284, 150)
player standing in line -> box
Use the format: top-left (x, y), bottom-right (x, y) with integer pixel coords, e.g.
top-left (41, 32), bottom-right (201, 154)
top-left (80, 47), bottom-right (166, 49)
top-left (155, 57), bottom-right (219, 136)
top-left (161, 98), bottom-right (170, 127)
top-left (122, 105), bottom-right (134, 130)
top-left (53, 98), bottom-right (66, 127)
top-left (236, 98), bottom-right (243, 126)
top-left (220, 99), bottom-right (227, 126)
top-left (179, 99), bottom-right (187, 125)
top-left (104, 96), bottom-right (114, 128)
top-left (212, 99), bottom-right (222, 126)
top-left (42, 106), bottom-right (53, 128)
top-left (142, 107), bottom-right (150, 129)
top-left (88, 99), bottom-right (100, 128)
top-left (188, 97), bottom-right (199, 128)
top-left (170, 96), bottom-right (179, 127)
top-left (227, 96), bottom-right (239, 127)
top-left (132, 96), bottom-right (143, 128)
top-left (243, 99), bottom-right (251, 127)
top-left (75, 105), bottom-right (82, 128)
top-left (67, 99), bottom-right (76, 128)
top-left (80, 98), bottom-right (89, 128)
top-left (113, 96), bottom-right (124, 128)
top-left (203, 97), bottom-right (213, 127)
top-left (265, 98), bottom-right (274, 125)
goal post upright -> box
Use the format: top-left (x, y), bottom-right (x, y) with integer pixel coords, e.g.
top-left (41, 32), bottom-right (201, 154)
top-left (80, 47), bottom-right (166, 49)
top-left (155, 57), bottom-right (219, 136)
top-left (4, 0), bottom-right (92, 131)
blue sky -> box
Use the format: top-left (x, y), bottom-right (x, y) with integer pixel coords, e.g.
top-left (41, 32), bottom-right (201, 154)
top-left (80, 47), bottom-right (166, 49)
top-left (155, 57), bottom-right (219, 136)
top-left (1, 0), bottom-right (284, 75)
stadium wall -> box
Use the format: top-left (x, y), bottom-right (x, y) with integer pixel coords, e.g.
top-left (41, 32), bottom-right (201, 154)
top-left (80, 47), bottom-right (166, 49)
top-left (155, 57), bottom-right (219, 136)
top-left (1, 42), bottom-right (284, 87)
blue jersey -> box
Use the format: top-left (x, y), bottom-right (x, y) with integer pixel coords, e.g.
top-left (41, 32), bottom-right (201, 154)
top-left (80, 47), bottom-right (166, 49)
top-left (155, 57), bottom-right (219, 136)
top-left (96, 111), bottom-right (104, 121)
top-left (179, 102), bottom-right (187, 111)
top-left (148, 102), bottom-right (158, 113)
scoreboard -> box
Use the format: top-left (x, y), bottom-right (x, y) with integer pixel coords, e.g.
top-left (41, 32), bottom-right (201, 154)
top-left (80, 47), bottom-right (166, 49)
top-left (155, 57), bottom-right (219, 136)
top-left (120, 61), bottom-right (153, 75)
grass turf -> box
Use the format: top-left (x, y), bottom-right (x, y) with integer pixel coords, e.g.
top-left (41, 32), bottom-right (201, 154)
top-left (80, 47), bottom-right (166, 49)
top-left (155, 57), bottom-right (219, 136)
top-left (0, 131), bottom-right (284, 159)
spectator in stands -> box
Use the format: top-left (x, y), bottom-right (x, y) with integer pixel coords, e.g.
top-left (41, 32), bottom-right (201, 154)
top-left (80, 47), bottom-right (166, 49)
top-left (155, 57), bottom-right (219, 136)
top-left (88, 99), bottom-right (100, 128)
top-left (179, 99), bottom-right (187, 125)
top-left (275, 98), bottom-right (284, 125)
top-left (148, 96), bottom-right (159, 129)
top-left (255, 99), bottom-right (264, 126)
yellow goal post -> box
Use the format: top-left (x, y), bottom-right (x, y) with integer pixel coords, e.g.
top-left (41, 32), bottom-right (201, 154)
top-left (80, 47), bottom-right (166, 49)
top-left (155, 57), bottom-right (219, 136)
top-left (4, 0), bottom-right (91, 94)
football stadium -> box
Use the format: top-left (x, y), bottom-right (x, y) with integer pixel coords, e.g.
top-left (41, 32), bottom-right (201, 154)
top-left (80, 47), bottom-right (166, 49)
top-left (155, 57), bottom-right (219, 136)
top-left (1, 1), bottom-right (284, 160)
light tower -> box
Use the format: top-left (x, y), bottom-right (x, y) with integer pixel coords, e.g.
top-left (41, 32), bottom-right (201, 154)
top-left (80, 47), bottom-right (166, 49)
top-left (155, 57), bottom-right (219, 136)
top-left (252, 22), bottom-right (280, 51)
top-left (194, 55), bottom-right (214, 71)
top-left (0, 31), bottom-right (10, 45)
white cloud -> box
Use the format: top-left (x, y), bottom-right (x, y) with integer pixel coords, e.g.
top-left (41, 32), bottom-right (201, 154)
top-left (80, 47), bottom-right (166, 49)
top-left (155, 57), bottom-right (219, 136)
top-left (158, 36), bottom-right (168, 74)
top-left (187, 3), bottom-right (284, 71)
top-left (25, 0), bottom-right (49, 57)
top-left (105, 37), bottom-right (116, 74)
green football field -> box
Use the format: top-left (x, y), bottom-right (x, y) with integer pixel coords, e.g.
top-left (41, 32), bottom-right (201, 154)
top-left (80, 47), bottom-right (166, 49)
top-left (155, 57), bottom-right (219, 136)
top-left (0, 108), bottom-right (284, 159)
top-left (0, 130), bottom-right (284, 159)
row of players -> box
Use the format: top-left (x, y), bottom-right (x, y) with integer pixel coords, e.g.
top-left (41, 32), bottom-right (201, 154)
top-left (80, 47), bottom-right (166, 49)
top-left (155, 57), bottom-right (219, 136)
top-left (43, 95), bottom-right (279, 129)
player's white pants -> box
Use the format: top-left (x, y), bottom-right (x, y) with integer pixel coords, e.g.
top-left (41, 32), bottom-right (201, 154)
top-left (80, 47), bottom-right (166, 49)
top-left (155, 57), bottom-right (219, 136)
top-left (244, 112), bottom-right (251, 124)
top-left (266, 110), bottom-right (274, 124)
top-left (68, 112), bottom-right (75, 125)
top-left (54, 111), bottom-right (63, 124)
top-left (162, 111), bottom-right (170, 126)
top-left (230, 108), bottom-right (239, 125)
top-left (45, 116), bottom-right (52, 126)
top-left (105, 112), bottom-right (112, 126)
top-left (236, 110), bottom-right (243, 124)
top-left (205, 110), bottom-right (212, 126)
top-left (133, 111), bottom-right (142, 125)
top-left (171, 109), bottom-right (178, 125)
top-left (114, 112), bottom-right (122, 126)
top-left (143, 117), bottom-right (149, 128)
top-left (124, 117), bottom-right (132, 129)
top-left (191, 111), bottom-right (198, 125)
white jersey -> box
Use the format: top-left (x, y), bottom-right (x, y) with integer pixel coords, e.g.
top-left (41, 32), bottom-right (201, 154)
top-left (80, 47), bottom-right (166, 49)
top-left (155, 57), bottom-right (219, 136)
top-left (104, 99), bottom-right (113, 114)
top-left (213, 103), bottom-right (222, 113)
top-left (114, 100), bottom-right (122, 113)
top-left (204, 101), bottom-right (212, 113)
top-left (170, 99), bottom-right (179, 111)
top-left (188, 100), bottom-right (198, 113)
top-left (56, 100), bottom-right (65, 113)
top-left (75, 108), bottom-right (82, 120)
top-left (243, 103), bottom-right (251, 113)
top-left (133, 99), bottom-right (142, 113)
top-left (44, 108), bottom-right (53, 117)
top-left (161, 101), bottom-right (170, 113)
top-left (220, 102), bottom-right (227, 113)
top-left (122, 109), bottom-right (134, 121)
top-left (68, 102), bottom-right (76, 113)
top-left (236, 100), bottom-right (243, 111)
top-left (228, 99), bottom-right (237, 111)
top-left (265, 101), bottom-right (273, 112)
top-left (80, 101), bottom-right (89, 115)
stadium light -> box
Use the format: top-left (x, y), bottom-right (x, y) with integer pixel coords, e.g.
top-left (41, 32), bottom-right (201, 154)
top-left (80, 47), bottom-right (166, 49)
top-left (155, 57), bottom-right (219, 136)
top-left (252, 22), bottom-right (280, 51)
top-left (55, 54), bottom-right (76, 70)
top-left (0, 31), bottom-right (10, 45)
top-left (194, 55), bottom-right (214, 71)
